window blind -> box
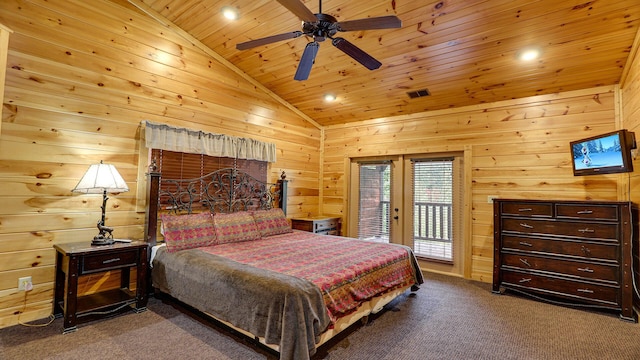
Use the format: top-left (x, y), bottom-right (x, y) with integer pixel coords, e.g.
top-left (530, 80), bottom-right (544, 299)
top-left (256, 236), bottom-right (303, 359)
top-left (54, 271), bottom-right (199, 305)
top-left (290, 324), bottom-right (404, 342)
top-left (412, 158), bottom-right (454, 261)
top-left (357, 162), bottom-right (391, 243)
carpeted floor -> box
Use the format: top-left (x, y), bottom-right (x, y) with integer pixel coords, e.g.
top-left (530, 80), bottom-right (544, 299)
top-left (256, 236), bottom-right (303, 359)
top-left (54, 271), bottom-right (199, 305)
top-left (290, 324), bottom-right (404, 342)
top-left (1, 272), bottom-right (639, 359)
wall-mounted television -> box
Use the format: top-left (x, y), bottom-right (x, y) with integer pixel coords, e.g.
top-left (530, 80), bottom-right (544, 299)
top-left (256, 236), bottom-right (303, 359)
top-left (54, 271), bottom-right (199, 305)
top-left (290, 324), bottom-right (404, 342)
top-left (570, 129), bottom-right (636, 176)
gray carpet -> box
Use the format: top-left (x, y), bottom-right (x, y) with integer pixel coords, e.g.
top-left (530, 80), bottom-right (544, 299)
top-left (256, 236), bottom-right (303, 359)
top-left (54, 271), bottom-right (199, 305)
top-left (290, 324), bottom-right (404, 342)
top-left (2, 272), bottom-right (639, 359)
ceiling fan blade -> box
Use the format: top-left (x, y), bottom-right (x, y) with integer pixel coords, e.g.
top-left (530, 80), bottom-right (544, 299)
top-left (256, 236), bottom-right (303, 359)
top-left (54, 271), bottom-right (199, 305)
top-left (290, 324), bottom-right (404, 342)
top-left (336, 15), bottom-right (402, 31)
top-left (236, 31), bottom-right (303, 50)
top-left (276, 0), bottom-right (318, 23)
top-left (294, 42), bottom-right (320, 81)
top-left (331, 37), bottom-right (381, 70)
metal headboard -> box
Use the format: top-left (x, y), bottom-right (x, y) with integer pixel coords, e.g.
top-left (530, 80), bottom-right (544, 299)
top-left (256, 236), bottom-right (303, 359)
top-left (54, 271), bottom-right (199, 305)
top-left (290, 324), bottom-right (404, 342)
top-left (145, 165), bottom-right (288, 246)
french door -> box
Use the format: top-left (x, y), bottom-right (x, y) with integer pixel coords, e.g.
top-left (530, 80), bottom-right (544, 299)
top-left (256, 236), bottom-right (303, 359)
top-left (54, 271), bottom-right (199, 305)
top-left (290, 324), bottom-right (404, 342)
top-left (348, 153), bottom-right (464, 275)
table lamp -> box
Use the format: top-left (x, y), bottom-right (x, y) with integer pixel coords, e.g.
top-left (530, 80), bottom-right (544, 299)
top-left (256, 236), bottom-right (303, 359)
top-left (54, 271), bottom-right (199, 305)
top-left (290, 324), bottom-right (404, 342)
top-left (72, 160), bottom-right (129, 245)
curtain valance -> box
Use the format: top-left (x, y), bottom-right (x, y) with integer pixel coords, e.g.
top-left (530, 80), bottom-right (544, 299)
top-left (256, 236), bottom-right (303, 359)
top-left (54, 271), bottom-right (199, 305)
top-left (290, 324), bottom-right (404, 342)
top-left (144, 121), bottom-right (276, 163)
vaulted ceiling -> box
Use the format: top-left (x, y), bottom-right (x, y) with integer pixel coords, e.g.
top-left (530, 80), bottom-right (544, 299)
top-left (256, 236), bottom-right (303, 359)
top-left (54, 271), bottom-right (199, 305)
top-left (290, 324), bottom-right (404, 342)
top-left (139, 0), bottom-right (640, 126)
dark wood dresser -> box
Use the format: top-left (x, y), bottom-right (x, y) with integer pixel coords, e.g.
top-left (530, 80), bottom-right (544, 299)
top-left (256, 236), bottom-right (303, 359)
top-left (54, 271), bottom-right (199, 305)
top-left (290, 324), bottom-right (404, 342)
top-left (493, 199), bottom-right (637, 321)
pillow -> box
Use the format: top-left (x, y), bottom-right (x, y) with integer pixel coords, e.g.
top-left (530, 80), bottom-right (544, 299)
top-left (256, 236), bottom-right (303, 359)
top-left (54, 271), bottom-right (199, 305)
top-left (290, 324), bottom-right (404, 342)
top-left (251, 208), bottom-right (292, 237)
top-left (160, 212), bottom-right (216, 253)
top-left (213, 211), bottom-right (261, 244)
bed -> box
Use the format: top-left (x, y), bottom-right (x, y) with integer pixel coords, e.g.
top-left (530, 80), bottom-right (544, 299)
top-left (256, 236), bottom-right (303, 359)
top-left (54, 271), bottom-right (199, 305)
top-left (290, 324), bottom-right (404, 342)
top-left (145, 166), bottom-right (424, 360)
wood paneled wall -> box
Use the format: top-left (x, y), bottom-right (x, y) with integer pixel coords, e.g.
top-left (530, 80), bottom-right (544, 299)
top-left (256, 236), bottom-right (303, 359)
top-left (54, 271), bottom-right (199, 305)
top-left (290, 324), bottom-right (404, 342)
top-left (323, 86), bottom-right (626, 282)
top-left (0, 0), bottom-right (320, 328)
top-left (0, 0), bottom-right (638, 330)
top-left (621, 29), bottom-right (640, 204)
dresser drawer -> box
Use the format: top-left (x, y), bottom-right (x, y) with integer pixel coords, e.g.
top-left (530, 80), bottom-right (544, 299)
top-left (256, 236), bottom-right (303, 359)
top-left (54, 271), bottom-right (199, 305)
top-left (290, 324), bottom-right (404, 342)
top-left (501, 270), bottom-right (619, 306)
top-left (81, 250), bottom-right (138, 274)
top-left (501, 235), bottom-right (619, 261)
top-left (502, 218), bottom-right (618, 241)
top-left (556, 204), bottom-right (619, 221)
top-left (501, 253), bottom-right (619, 283)
top-left (500, 202), bottom-right (553, 218)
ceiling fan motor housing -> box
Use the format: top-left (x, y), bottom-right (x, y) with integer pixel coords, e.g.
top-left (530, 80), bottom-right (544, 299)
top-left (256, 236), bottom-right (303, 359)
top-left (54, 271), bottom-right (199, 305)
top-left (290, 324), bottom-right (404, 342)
top-left (303, 13), bottom-right (338, 41)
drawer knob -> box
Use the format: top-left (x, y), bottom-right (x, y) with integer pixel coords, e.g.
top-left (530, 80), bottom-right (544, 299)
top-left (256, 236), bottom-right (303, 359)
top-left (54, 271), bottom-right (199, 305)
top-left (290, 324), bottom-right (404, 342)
top-left (578, 228), bottom-right (595, 233)
top-left (577, 210), bottom-right (593, 215)
top-left (581, 246), bottom-right (592, 256)
top-left (519, 223), bottom-right (534, 229)
top-left (518, 241), bottom-right (533, 247)
top-left (577, 288), bottom-right (594, 294)
top-left (519, 258), bottom-right (532, 267)
top-left (577, 267), bottom-right (594, 273)
top-left (102, 257), bottom-right (121, 264)
top-left (518, 208), bottom-right (533, 212)
top-left (519, 278), bottom-right (532, 283)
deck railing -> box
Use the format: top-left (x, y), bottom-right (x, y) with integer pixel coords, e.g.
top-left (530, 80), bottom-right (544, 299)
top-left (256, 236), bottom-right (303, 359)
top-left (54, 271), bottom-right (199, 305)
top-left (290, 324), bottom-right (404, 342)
top-left (381, 200), bottom-right (452, 243)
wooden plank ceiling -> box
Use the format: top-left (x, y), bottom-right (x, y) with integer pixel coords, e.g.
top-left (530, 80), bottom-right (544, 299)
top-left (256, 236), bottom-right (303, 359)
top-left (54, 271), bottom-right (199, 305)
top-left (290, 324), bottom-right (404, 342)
top-left (139, 0), bottom-right (640, 126)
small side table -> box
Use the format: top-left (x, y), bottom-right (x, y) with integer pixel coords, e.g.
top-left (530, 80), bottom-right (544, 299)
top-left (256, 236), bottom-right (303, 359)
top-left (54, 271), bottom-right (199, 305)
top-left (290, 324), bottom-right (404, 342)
top-left (291, 216), bottom-right (341, 235)
top-left (53, 241), bottom-right (149, 334)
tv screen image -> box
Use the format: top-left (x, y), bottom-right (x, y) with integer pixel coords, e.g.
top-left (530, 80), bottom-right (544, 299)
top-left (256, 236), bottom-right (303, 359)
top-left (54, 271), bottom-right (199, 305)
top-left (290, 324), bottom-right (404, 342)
top-left (569, 129), bottom-right (635, 176)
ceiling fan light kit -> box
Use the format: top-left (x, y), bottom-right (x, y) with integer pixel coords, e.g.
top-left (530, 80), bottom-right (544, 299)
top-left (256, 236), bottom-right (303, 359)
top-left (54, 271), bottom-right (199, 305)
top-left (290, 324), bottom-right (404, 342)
top-left (236, 0), bottom-right (401, 81)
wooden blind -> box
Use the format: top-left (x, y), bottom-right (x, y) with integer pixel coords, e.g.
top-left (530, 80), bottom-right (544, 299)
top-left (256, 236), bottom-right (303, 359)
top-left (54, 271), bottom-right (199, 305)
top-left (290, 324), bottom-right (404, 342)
top-left (151, 149), bottom-right (267, 205)
top-left (357, 162), bottom-right (391, 242)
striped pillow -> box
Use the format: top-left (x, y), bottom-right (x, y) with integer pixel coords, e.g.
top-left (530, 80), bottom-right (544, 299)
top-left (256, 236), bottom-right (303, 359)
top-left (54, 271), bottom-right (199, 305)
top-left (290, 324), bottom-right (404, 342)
top-left (213, 211), bottom-right (261, 244)
top-left (252, 208), bottom-right (292, 237)
top-left (160, 212), bottom-right (216, 252)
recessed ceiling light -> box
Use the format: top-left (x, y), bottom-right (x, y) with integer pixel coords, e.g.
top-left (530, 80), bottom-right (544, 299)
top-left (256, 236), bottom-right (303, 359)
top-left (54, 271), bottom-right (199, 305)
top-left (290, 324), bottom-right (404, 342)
top-left (518, 47), bottom-right (541, 61)
top-left (324, 93), bottom-right (336, 102)
top-left (221, 6), bottom-right (239, 20)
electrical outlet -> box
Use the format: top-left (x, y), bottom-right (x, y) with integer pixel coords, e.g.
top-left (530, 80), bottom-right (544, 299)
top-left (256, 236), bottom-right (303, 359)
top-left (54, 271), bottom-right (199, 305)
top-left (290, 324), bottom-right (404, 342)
top-left (18, 276), bottom-right (32, 291)
top-left (487, 195), bottom-right (498, 203)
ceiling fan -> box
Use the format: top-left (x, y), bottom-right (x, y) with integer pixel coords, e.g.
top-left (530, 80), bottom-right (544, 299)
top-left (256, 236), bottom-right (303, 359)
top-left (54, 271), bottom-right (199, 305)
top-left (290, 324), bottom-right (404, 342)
top-left (236, 0), bottom-right (402, 81)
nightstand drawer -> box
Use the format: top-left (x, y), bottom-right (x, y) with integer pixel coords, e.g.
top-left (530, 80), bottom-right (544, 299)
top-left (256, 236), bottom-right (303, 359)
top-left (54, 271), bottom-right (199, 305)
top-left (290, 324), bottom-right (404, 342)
top-left (315, 218), bottom-right (339, 232)
top-left (82, 250), bottom-right (138, 274)
top-left (292, 217), bottom-right (341, 235)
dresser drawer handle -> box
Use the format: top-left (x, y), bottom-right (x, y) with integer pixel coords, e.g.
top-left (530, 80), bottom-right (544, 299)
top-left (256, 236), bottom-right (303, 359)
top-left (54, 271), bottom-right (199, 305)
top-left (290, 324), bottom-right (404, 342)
top-left (519, 223), bottom-right (533, 229)
top-left (518, 241), bottom-right (533, 247)
top-left (518, 208), bottom-right (533, 212)
top-left (577, 210), bottom-right (593, 215)
top-left (519, 258), bottom-right (531, 267)
top-left (581, 246), bottom-right (592, 256)
top-left (578, 228), bottom-right (594, 233)
top-left (577, 267), bottom-right (594, 273)
top-left (577, 288), bottom-right (594, 294)
top-left (102, 257), bottom-right (121, 264)
top-left (519, 278), bottom-right (532, 283)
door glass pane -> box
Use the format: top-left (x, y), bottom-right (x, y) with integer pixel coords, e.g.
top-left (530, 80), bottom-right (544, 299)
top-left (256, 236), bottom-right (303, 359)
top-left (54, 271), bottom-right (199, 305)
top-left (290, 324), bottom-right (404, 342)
top-left (413, 159), bottom-right (453, 261)
top-left (357, 163), bottom-right (391, 243)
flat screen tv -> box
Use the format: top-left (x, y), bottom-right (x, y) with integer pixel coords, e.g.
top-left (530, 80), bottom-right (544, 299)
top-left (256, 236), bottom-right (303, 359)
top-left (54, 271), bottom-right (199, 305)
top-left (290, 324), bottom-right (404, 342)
top-left (570, 129), bottom-right (636, 176)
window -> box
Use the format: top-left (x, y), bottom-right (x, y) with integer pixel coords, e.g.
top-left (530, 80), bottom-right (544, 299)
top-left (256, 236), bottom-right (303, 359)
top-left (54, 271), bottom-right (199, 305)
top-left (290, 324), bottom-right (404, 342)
top-left (357, 162), bottom-right (391, 243)
top-left (151, 149), bottom-right (267, 208)
top-left (412, 158), bottom-right (454, 261)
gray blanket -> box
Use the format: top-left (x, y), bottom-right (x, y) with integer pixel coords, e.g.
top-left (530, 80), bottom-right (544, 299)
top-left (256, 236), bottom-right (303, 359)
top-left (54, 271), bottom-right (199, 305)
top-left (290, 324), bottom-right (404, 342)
top-left (152, 246), bottom-right (331, 360)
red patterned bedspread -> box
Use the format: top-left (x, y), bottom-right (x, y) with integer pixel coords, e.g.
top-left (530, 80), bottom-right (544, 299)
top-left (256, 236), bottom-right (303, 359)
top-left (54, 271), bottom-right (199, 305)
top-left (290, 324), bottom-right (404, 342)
top-left (200, 230), bottom-right (422, 322)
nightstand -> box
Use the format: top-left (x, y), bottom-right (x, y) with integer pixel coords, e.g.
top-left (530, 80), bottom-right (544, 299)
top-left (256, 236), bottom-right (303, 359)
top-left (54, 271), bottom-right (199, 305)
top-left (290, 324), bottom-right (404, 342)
top-left (291, 216), bottom-right (341, 235)
top-left (53, 241), bottom-right (149, 334)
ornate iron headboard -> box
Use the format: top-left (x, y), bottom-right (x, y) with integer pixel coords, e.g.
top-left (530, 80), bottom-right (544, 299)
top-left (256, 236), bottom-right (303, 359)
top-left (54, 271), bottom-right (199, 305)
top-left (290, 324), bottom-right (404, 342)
top-left (145, 165), bottom-right (288, 246)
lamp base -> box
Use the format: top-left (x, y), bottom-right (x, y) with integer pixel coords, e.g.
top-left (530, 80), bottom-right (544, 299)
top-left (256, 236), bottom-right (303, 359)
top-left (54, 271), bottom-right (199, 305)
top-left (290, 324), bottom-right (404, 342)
top-left (91, 235), bottom-right (115, 246)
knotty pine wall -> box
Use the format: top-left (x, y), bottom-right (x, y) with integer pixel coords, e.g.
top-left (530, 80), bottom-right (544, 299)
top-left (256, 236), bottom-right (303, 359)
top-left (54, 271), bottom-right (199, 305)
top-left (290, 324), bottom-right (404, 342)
top-left (323, 85), bottom-right (636, 282)
top-left (0, 0), bottom-right (321, 328)
top-left (0, 0), bottom-right (638, 329)
top-left (621, 34), bottom-right (640, 204)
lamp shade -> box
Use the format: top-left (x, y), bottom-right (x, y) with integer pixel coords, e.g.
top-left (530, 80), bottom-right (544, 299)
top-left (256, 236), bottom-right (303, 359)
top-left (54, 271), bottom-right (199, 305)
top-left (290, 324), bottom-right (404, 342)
top-left (72, 161), bottom-right (129, 194)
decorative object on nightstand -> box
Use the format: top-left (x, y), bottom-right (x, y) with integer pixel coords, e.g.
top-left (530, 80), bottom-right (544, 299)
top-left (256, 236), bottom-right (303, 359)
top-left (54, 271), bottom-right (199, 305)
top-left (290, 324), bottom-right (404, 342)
top-left (292, 216), bottom-right (341, 235)
top-left (72, 160), bottom-right (129, 246)
top-left (53, 241), bottom-right (149, 334)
